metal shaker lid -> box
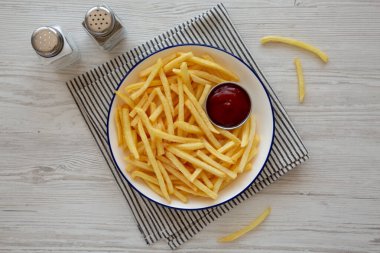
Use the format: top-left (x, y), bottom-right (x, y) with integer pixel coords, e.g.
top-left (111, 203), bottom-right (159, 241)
top-left (84, 6), bottom-right (115, 37)
top-left (31, 26), bottom-right (64, 58)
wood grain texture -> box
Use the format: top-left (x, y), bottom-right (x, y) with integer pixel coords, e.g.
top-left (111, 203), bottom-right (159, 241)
top-left (1, 0), bottom-right (380, 252)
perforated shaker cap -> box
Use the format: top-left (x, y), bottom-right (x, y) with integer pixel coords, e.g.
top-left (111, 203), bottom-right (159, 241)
top-left (31, 26), bottom-right (64, 58)
top-left (84, 6), bottom-right (115, 37)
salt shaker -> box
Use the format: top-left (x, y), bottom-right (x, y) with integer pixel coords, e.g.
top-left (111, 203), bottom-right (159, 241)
top-left (82, 4), bottom-right (126, 51)
top-left (31, 26), bottom-right (79, 69)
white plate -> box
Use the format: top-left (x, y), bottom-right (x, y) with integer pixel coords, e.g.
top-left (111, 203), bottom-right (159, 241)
top-left (107, 44), bottom-right (274, 210)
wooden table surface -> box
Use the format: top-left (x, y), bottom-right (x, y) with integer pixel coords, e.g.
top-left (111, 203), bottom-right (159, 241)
top-left (1, 0), bottom-right (380, 252)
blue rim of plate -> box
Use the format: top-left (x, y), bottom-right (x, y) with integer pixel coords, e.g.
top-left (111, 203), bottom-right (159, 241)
top-left (106, 43), bottom-right (275, 211)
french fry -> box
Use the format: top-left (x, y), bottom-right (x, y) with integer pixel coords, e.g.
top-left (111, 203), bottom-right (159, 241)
top-left (157, 160), bottom-right (174, 194)
top-left (240, 118), bottom-right (250, 147)
top-left (294, 57), bottom-right (305, 103)
top-left (203, 140), bottom-right (235, 164)
top-left (196, 150), bottom-right (237, 179)
top-left (261, 35), bottom-right (329, 63)
top-left (137, 121), bottom-right (170, 201)
top-left (173, 189), bottom-right (188, 203)
top-left (155, 88), bottom-right (174, 135)
top-left (159, 69), bottom-right (175, 114)
top-left (158, 156), bottom-right (197, 191)
top-left (149, 105), bottom-right (163, 122)
top-left (180, 62), bottom-right (194, 93)
top-left (130, 89), bottom-right (156, 118)
top-left (151, 127), bottom-right (199, 143)
top-left (177, 78), bottom-right (184, 136)
top-left (190, 73), bottom-right (212, 86)
top-left (167, 146), bottom-right (225, 178)
top-left (218, 207), bottom-right (271, 242)
top-left (175, 142), bottom-right (205, 151)
top-left (183, 85), bottom-right (220, 134)
top-left (131, 59), bottom-right (163, 100)
top-left (115, 90), bottom-right (135, 109)
top-left (189, 56), bottom-right (240, 81)
top-left (219, 129), bottom-right (241, 145)
top-left (185, 100), bottom-right (221, 148)
top-left (217, 141), bottom-right (236, 154)
top-left (115, 106), bottom-right (124, 146)
top-left (139, 53), bottom-right (177, 78)
top-left (189, 70), bottom-right (226, 84)
top-left (163, 52), bottom-right (193, 72)
top-left (237, 117), bottom-right (256, 173)
top-left (132, 170), bottom-right (159, 185)
top-left (193, 179), bottom-right (217, 199)
top-left (176, 185), bottom-right (208, 198)
top-left (174, 121), bottom-right (202, 135)
top-left (198, 84), bottom-right (212, 105)
top-left (125, 158), bottom-right (152, 172)
top-left (201, 173), bottom-right (214, 189)
top-left (125, 80), bottom-right (162, 92)
top-left (122, 108), bottom-right (139, 159)
top-left (190, 168), bottom-right (203, 182)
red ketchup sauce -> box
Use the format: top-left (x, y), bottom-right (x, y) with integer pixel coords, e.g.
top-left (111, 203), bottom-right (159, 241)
top-left (206, 83), bottom-right (251, 128)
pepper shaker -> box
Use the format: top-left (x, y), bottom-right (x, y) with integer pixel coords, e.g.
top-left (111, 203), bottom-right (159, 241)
top-left (82, 4), bottom-right (126, 51)
top-left (31, 26), bottom-right (79, 69)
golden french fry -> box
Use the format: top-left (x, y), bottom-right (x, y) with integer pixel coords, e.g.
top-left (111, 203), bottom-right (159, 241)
top-left (193, 179), bottom-right (217, 199)
top-left (261, 35), bottom-right (328, 63)
top-left (217, 141), bottom-right (236, 154)
top-left (125, 80), bottom-right (162, 92)
top-left (201, 173), bottom-right (214, 189)
top-left (183, 85), bottom-right (220, 134)
top-left (131, 59), bottom-right (163, 100)
top-left (155, 88), bottom-right (174, 135)
top-left (122, 108), bottom-right (139, 159)
top-left (294, 57), bottom-right (305, 103)
top-left (174, 121), bottom-right (202, 135)
top-left (132, 170), bottom-right (159, 185)
top-left (158, 156), bottom-right (197, 191)
top-left (196, 150), bottom-right (237, 179)
top-left (175, 185), bottom-right (208, 198)
top-left (139, 53), bottom-right (177, 78)
top-left (180, 62), bottom-right (194, 93)
top-left (146, 181), bottom-right (165, 198)
top-left (218, 207), bottom-right (271, 242)
top-left (163, 52), bottom-right (193, 72)
top-left (115, 106), bottom-right (124, 146)
top-left (185, 100), bottom-right (221, 148)
top-left (150, 127), bottom-right (199, 143)
top-left (177, 78), bottom-right (185, 136)
top-left (173, 189), bottom-right (188, 203)
top-left (175, 142), bottom-right (205, 151)
top-left (125, 158), bottom-right (152, 172)
top-left (189, 56), bottom-right (239, 81)
top-left (115, 90), bottom-right (135, 109)
top-left (219, 129), bottom-right (241, 145)
top-left (157, 160), bottom-right (174, 194)
top-left (167, 146), bottom-right (225, 178)
top-left (237, 117), bottom-right (256, 173)
top-left (198, 84), bottom-right (212, 105)
top-left (189, 70), bottom-right (226, 84)
top-left (149, 104), bottom-right (163, 122)
top-left (190, 168), bottom-right (203, 182)
top-left (203, 140), bottom-right (235, 164)
top-left (130, 89), bottom-right (156, 118)
top-left (240, 119), bottom-right (250, 147)
top-left (189, 73), bottom-right (212, 86)
top-left (195, 84), bottom-right (204, 100)
top-left (159, 69), bottom-right (175, 114)
top-left (137, 121), bottom-right (170, 201)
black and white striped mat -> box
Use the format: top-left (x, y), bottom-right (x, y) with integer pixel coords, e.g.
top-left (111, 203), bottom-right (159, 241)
top-left (66, 3), bottom-right (308, 249)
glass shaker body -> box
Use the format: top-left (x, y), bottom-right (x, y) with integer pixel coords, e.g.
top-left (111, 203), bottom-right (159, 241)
top-left (31, 25), bottom-right (79, 69)
top-left (82, 4), bottom-right (126, 51)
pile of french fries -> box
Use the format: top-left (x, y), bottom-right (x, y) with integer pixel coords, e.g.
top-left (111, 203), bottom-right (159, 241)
top-left (114, 51), bottom-right (260, 203)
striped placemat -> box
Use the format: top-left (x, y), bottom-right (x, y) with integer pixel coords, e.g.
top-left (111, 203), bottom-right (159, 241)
top-left (66, 3), bottom-right (308, 249)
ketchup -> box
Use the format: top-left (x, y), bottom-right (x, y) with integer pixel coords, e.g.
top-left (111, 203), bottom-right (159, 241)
top-left (206, 83), bottom-right (251, 128)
